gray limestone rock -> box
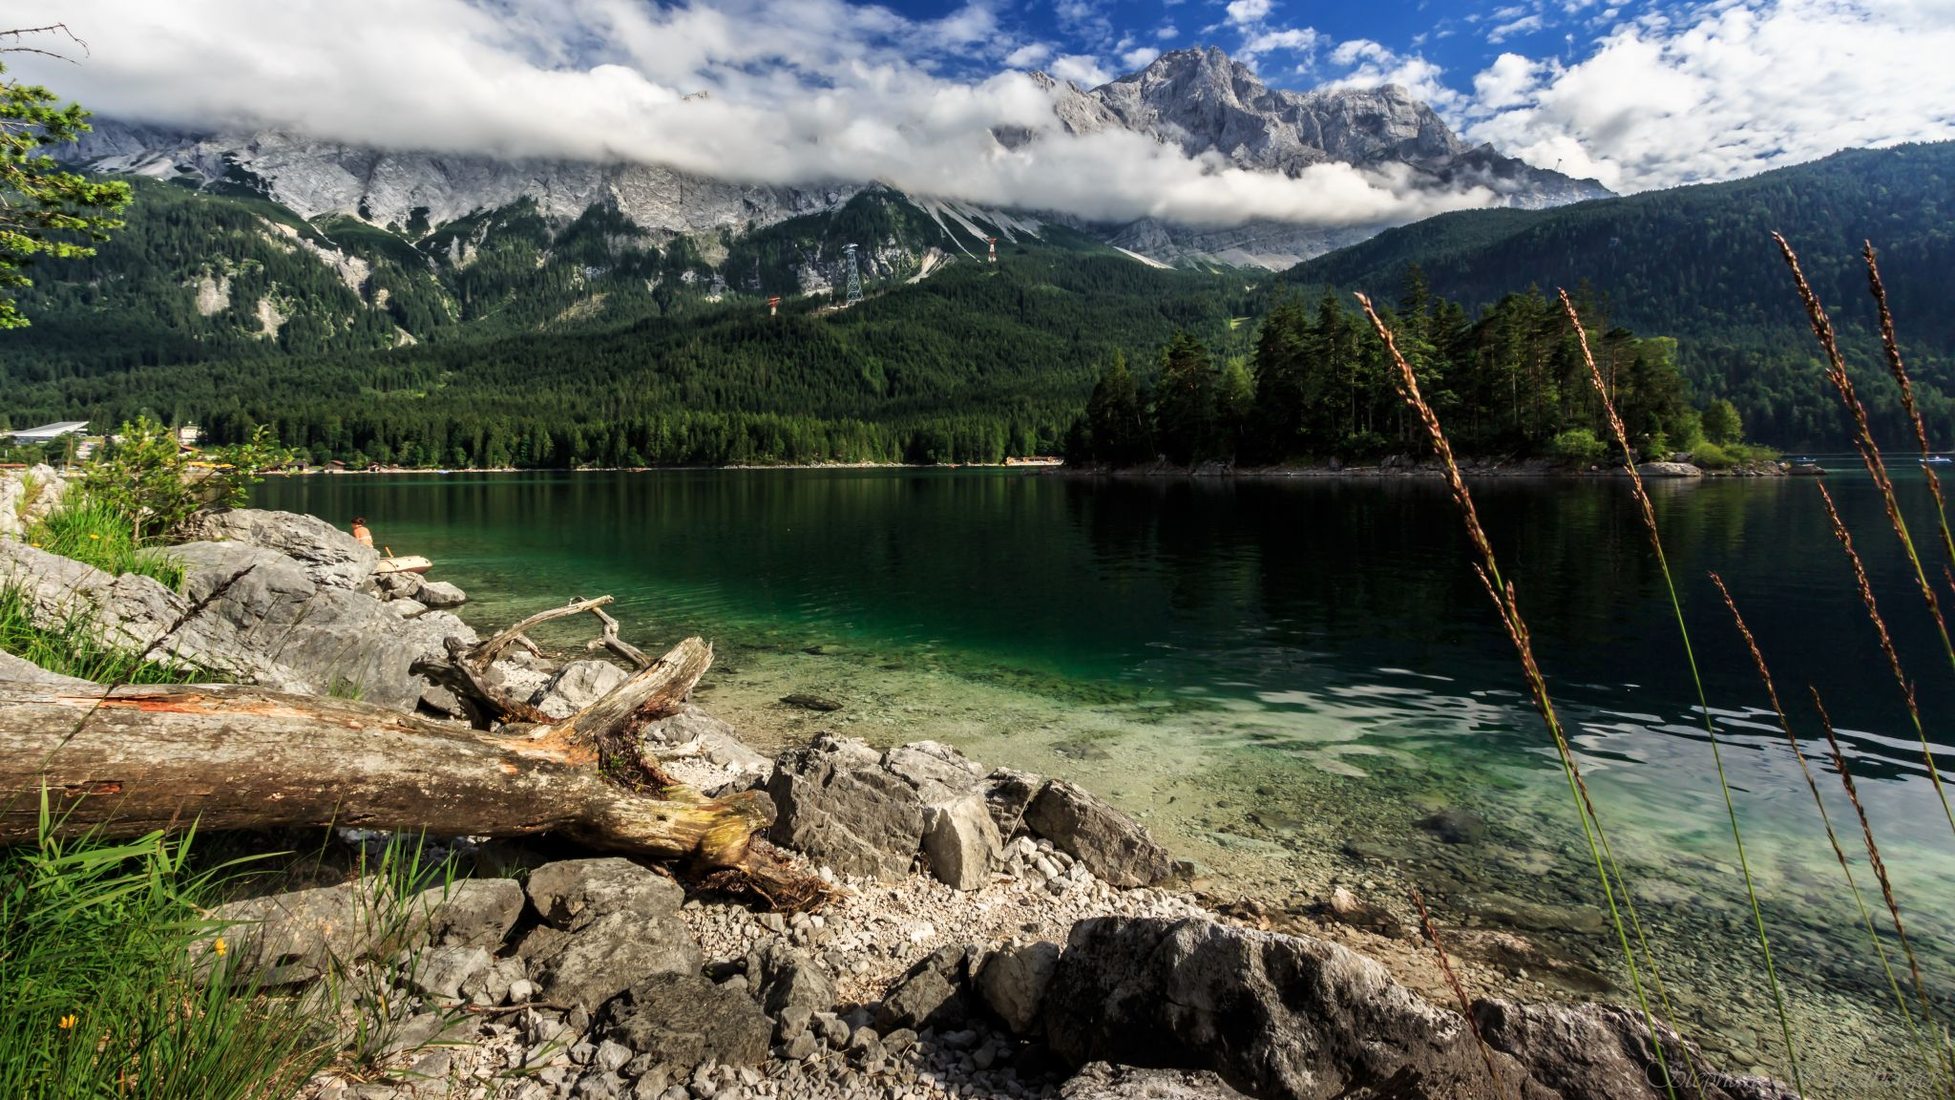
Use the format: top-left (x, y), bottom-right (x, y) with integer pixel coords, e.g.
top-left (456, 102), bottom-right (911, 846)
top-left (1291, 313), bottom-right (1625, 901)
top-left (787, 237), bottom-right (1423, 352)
top-left (525, 858), bottom-right (685, 932)
top-left (0, 464), bottom-right (67, 539)
top-left (199, 881), bottom-right (384, 986)
top-left (921, 791), bottom-right (1002, 890)
top-left (0, 649), bottom-right (94, 689)
top-left (417, 579), bottom-right (468, 609)
top-left (982, 767), bottom-right (1045, 839)
top-left (883, 740), bottom-right (986, 803)
top-left (1023, 779), bottom-right (1175, 888)
top-left (534, 659), bottom-right (629, 720)
top-left (874, 945), bottom-right (973, 1033)
top-left (598, 972), bottom-right (772, 1069)
top-left (1059, 1063), bottom-right (1252, 1099)
top-left (517, 911), bottom-right (702, 1014)
top-left (177, 508), bottom-right (378, 589)
top-left (402, 944), bottom-right (492, 1001)
top-left (408, 877), bottom-right (526, 949)
top-left (766, 734), bottom-right (925, 881)
top-left (976, 940), bottom-right (1061, 1035)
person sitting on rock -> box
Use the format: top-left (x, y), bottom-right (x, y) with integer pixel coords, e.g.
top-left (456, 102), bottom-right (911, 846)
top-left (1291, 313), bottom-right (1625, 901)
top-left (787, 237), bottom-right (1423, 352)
top-left (350, 516), bottom-right (374, 548)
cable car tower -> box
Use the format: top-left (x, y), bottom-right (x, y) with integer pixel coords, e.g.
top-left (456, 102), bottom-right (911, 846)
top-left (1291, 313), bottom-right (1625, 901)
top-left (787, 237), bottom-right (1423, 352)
top-left (842, 244), bottom-right (864, 306)
top-left (767, 296), bottom-right (781, 316)
top-left (986, 237), bottom-right (998, 264)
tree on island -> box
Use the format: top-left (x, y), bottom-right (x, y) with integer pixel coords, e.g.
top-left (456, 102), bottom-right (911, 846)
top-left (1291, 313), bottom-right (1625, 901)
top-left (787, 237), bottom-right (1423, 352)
top-left (0, 27), bottom-right (130, 329)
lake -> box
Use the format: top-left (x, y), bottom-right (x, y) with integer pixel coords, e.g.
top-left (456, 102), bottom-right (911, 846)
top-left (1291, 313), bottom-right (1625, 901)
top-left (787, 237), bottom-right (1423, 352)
top-left (254, 467), bottom-right (1955, 1093)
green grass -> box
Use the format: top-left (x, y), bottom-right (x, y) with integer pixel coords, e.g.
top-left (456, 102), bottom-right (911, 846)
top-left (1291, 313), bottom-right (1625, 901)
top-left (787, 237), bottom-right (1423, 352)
top-left (0, 799), bottom-right (329, 1099)
top-left (27, 492), bottom-right (186, 591)
top-left (0, 584), bottom-right (206, 684)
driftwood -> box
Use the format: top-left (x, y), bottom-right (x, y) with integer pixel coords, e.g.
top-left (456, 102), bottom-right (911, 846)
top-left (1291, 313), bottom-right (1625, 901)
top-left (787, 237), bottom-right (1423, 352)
top-left (2, 636), bottom-right (825, 909)
top-left (417, 596), bottom-right (653, 727)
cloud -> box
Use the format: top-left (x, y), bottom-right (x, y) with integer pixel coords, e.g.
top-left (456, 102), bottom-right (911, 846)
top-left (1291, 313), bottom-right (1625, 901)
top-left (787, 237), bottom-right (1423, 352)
top-left (14, 0), bottom-right (1504, 231)
top-left (1119, 46), bottom-right (1162, 69)
top-left (1324, 38), bottom-right (1457, 110)
top-left (1224, 0), bottom-right (1272, 26)
top-left (1049, 54), bottom-right (1114, 86)
top-left (1461, 0), bottom-right (1955, 192)
top-left (1154, 23), bottom-right (1179, 41)
top-left (1004, 42), bottom-right (1053, 68)
top-left (1238, 28), bottom-right (1322, 69)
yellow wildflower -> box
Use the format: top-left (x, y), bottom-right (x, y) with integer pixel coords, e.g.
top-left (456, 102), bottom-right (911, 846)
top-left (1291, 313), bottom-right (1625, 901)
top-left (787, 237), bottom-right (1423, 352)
top-left (58, 1014), bottom-right (76, 1030)
top-left (88, 533), bottom-right (100, 540)
top-left (213, 936), bottom-right (227, 957)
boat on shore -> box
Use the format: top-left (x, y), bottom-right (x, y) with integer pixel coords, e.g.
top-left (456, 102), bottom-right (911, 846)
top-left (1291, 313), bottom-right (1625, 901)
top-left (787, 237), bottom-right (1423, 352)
top-left (372, 554), bottom-right (432, 576)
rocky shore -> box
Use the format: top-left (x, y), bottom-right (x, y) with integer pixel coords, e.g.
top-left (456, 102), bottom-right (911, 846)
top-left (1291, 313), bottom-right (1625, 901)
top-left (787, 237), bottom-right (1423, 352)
top-left (0, 475), bottom-right (1795, 1099)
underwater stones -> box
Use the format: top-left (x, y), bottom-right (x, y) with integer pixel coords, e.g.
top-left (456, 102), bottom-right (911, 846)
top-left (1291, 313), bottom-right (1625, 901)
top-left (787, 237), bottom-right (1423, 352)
top-left (780, 692), bottom-right (843, 712)
top-left (1415, 807), bottom-right (1489, 845)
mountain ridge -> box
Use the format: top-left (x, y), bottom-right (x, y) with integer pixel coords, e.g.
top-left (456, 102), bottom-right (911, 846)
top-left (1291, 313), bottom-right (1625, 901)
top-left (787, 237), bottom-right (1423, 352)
top-left (65, 45), bottom-right (1607, 273)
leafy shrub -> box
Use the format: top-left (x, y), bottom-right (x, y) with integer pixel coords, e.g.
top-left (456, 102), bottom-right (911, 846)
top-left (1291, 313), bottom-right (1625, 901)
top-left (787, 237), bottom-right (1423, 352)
top-left (1691, 441), bottom-right (1735, 469)
top-left (81, 417), bottom-right (291, 540)
top-left (1548, 427), bottom-right (1608, 466)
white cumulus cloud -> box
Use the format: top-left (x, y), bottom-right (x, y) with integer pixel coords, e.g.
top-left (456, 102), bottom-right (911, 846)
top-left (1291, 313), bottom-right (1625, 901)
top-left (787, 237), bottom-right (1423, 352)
top-left (1461, 0), bottom-right (1955, 191)
top-left (12, 0), bottom-right (1503, 230)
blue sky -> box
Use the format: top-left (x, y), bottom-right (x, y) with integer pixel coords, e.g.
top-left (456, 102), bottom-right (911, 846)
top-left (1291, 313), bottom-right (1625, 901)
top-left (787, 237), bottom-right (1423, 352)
top-left (21, 0), bottom-right (1955, 226)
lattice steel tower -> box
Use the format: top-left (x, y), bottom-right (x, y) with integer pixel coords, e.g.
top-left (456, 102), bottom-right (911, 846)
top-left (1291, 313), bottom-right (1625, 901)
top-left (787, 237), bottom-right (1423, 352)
top-left (843, 243), bottom-right (864, 306)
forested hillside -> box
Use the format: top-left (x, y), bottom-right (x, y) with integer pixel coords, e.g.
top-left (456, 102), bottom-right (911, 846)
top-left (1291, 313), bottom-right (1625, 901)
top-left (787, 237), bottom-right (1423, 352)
top-left (1282, 142), bottom-right (1955, 449)
top-left (0, 178), bottom-right (1252, 465)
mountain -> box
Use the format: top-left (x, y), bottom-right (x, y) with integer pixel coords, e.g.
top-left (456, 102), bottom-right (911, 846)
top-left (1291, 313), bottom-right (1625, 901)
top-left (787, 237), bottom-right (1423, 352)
top-left (1280, 141), bottom-right (1955, 449)
top-left (1033, 47), bottom-right (1610, 267)
top-left (62, 47), bottom-right (1606, 274)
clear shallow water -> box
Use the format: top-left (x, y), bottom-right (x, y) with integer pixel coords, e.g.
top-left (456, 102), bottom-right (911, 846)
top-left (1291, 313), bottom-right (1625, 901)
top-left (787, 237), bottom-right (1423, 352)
top-left (256, 468), bottom-right (1955, 1091)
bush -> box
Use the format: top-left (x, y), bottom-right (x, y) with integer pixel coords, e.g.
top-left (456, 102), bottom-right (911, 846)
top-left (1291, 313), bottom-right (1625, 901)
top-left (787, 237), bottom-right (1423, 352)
top-left (0, 806), bottom-right (328, 1099)
top-left (1549, 427), bottom-right (1608, 466)
top-left (81, 417), bottom-right (291, 541)
top-left (1691, 441), bottom-right (1735, 469)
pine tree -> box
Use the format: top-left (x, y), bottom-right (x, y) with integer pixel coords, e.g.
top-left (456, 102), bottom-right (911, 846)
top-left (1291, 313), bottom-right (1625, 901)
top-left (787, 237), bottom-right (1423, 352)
top-left (0, 59), bottom-right (130, 327)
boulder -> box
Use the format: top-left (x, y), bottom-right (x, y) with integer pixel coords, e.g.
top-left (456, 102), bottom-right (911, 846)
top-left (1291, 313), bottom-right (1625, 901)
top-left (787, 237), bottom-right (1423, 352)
top-left (750, 944), bottom-right (836, 1023)
top-left (921, 791), bottom-right (1002, 890)
top-left (983, 767), bottom-right (1045, 838)
top-left (177, 508), bottom-right (378, 589)
top-left (402, 944), bottom-right (492, 1001)
top-left (533, 659), bottom-right (629, 719)
top-left (883, 740), bottom-right (986, 803)
top-left (1060, 1063), bottom-right (1252, 1099)
top-left (525, 857), bottom-right (684, 931)
top-left (598, 972), bottom-right (772, 1069)
top-left (1043, 916), bottom-right (1510, 1100)
top-left (0, 464), bottom-right (66, 539)
top-left (1416, 808), bottom-right (1488, 845)
top-left (167, 540), bottom-right (474, 709)
top-left (418, 579), bottom-right (468, 609)
top-left (517, 911), bottom-right (702, 1014)
top-left (374, 570), bottom-right (426, 601)
top-left (875, 945), bottom-right (974, 1033)
top-left (407, 878), bottom-right (526, 949)
top-left (199, 881), bottom-right (384, 986)
top-left (1023, 780), bottom-right (1175, 888)
top-left (0, 649), bottom-right (94, 689)
top-left (643, 706), bottom-right (774, 788)
top-left (1473, 999), bottom-right (1794, 1100)
top-left (1633, 461), bottom-right (1704, 479)
top-left (767, 734), bottom-right (926, 881)
top-left (976, 940), bottom-right (1060, 1035)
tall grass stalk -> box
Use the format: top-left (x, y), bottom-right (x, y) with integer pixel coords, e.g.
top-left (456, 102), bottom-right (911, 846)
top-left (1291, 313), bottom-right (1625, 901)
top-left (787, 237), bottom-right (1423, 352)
top-left (1775, 234), bottom-right (1955, 681)
top-left (1863, 243), bottom-right (1955, 574)
top-left (1814, 482), bottom-right (1955, 840)
top-left (1410, 886), bottom-right (1509, 1100)
top-left (1559, 291), bottom-right (1805, 1093)
top-left (1353, 292), bottom-right (1680, 1098)
top-left (0, 793), bottom-right (327, 1099)
top-left (1806, 688), bottom-right (1946, 1073)
top-left (1710, 573), bottom-right (1949, 1094)
top-left (0, 583), bottom-right (203, 684)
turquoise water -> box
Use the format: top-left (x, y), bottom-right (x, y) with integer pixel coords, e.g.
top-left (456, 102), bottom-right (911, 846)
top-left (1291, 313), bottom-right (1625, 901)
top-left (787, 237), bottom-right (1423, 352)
top-left (255, 468), bottom-right (1955, 1090)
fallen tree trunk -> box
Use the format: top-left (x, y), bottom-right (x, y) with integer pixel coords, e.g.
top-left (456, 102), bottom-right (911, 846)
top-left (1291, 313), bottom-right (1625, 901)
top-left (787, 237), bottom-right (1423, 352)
top-left (1, 637), bottom-right (824, 907)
